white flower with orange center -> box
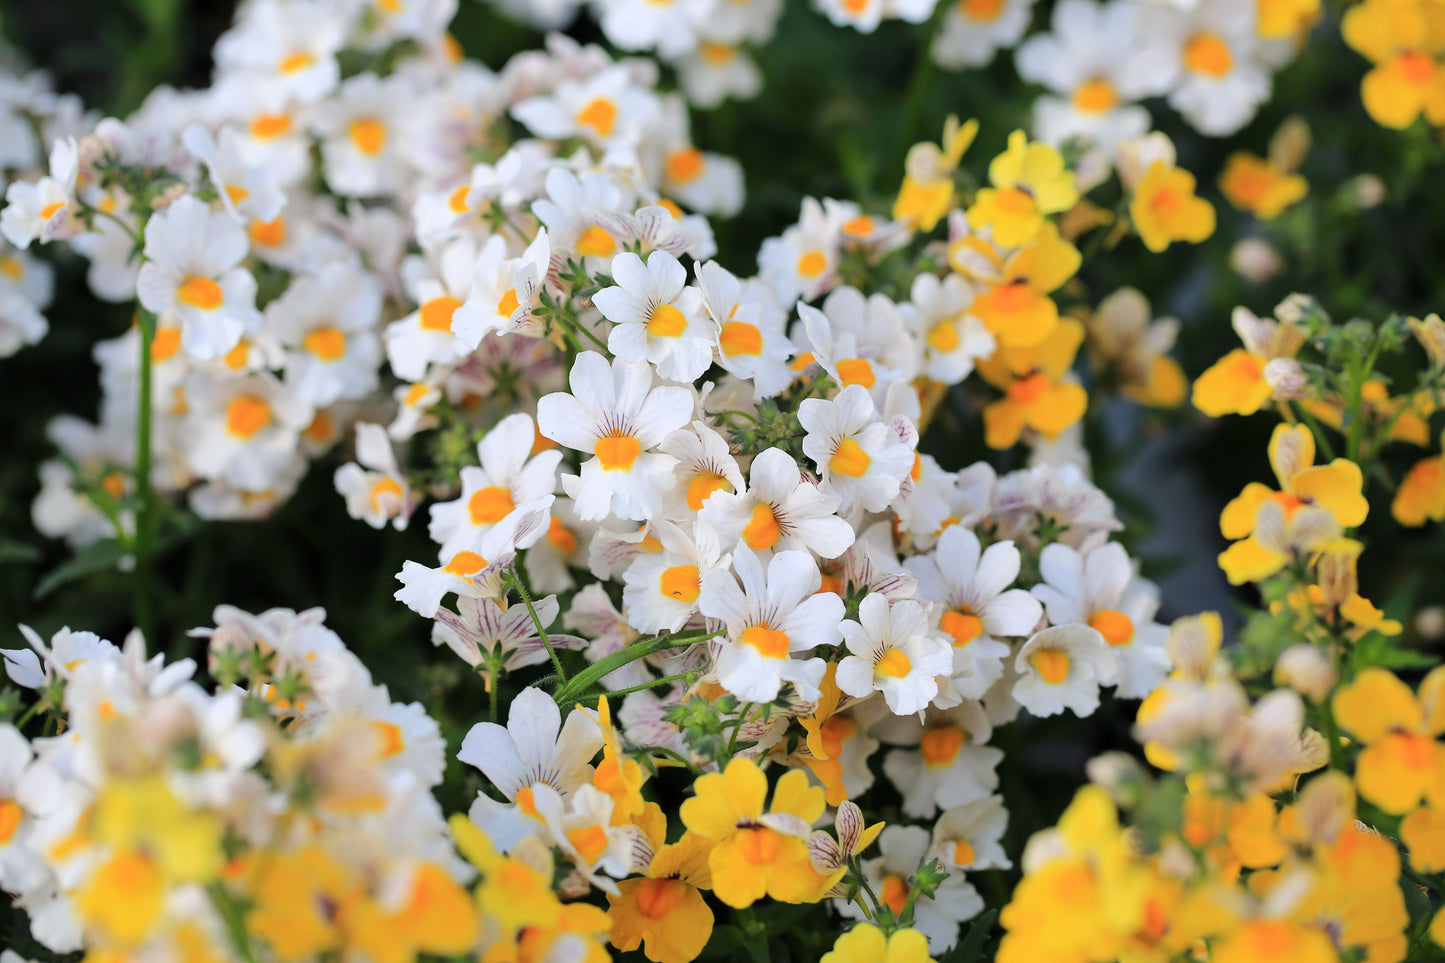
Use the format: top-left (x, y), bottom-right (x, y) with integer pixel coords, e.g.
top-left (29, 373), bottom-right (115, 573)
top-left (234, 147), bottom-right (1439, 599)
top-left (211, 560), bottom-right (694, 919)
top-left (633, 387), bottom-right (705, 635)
top-left (596, 250), bottom-right (716, 383)
top-left (798, 286), bottom-right (917, 407)
top-left (334, 422), bottom-right (414, 530)
top-left (0, 285), bottom-right (47, 358)
top-left (696, 260), bottom-right (794, 396)
top-left (269, 260), bottom-right (383, 407)
top-left (512, 65), bottom-right (660, 150)
top-left (904, 526), bottom-right (1041, 702)
top-left (135, 195), bottom-right (261, 361)
top-left (532, 167), bottom-right (634, 270)
top-left (657, 420), bottom-right (744, 518)
top-left (393, 508), bottom-right (545, 618)
top-left (623, 520), bottom-right (729, 634)
top-left (530, 781), bottom-right (638, 893)
top-left (1139, 0), bottom-right (1273, 136)
top-left (1012, 622), bottom-right (1118, 717)
top-left (1031, 541), bottom-right (1171, 699)
top-left (799, 384), bottom-right (915, 515)
top-left (877, 701), bottom-right (1003, 817)
top-left (835, 824), bottom-right (985, 954)
top-left (595, 0), bottom-right (716, 58)
top-left (930, 795), bottom-right (1012, 872)
top-left (904, 272), bottom-right (994, 385)
top-left (428, 412), bottom-right (561, 560)
top-left (932, 0), bottom-right (1037, 69)
top-left (817, 0), bottom-right (936, 33)
top-left (211, 0), bottom-right (344, 103)
top-left (836, 595), bottom-right (953, 716)
top-left (182, 124), bottom-right (287, 226)
top-left (315, 71), bottom-right (410, 197)
top-left (453, 230), bottom-right (552, 347)
top-left (458, 686), bottom-right (604, 852)
top-left (698, 446), bottom-right (855, 561)
top-left (673, 38), bottom-right (764, 109)
top-left (1015, 0), bottom-right (1170, 155)
top-left (537, 351), bottom-right (694, 522)
top-left (0, 137), bottom-right (79, 249)
top-left (525, 497), bottom-right (597, 594)
top-left (757, 196), bottom-right (849, 304)
top-left (384, 238), bottom-right (476, 381)
top-left (656, 136), bottom-right (745, 216)
top-left (697, 547), bottom-right (844, 702)
top-left (184, 371), bottom-right (311, 492)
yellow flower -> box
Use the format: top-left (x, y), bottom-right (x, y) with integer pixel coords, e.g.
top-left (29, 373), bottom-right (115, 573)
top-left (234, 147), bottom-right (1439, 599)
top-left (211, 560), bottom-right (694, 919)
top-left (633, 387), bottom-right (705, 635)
top-left (821, 923), bottom-right (934, 963)
top-left (1257, 0), bottom-right (1321, 39)
top-left (1343, 0), bottom-right (1445, 129)
top-left (1402, 804), bottom-right (1445, 872)
top-left (1333, 666), bottom-right (1445, 814)
top-left (1219, 152), bottom-right (1308, 219)
top-left (1393, 453), bottom-right (1445, 526)
top-left (75, 849), bottom-right (167, 946)
top-left (967, 223), bottom-right (1081, 350)
top-left (678, 758), bottom-right (829, 908)
top-left (349, 863), bottom-right (481, 963)
top-left (1192, 348), bottom-right (1274, 417)
top-left (1216, 424), bottom-right (1368, 585)
top-left (977, 317), bottom-right (1089, 449)
top-left (894, 115), bottom-right (978, 232)
top-left (244, 845), bottom-right (362, 960)
top-left (1130, 160), bottom-right (1215, 253)
top-left (594, 696), bottom-right (647, 825)
top-left (1212, 921), bottom-right (1338, 963)
top-left (798, 664), bottom-right (853, 806)
top-left (1302, 819), bottom-right (1410, 962)
top-left (967, 130), bottom-right (1079, 248)
top-left (1083, 287), bottom-right (1188, 409)
top-left (607, 831), bottom-right (715, 963)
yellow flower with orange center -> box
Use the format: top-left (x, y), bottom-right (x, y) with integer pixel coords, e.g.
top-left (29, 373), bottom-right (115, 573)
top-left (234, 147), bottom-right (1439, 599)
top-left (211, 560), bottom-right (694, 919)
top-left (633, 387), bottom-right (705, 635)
top-left (976, 317), bottom-right (1089, 449)
top-left (1219, 152), bottom-right (1308, 220)
top-left (1333, 666), bottom-right (1445, 814)
top-left (1130, 160), bottom-right (1215, 254)
top-left (967, 130), bottom-right (1079, 249)
top-left (1343, 0), bottom-right (1445, 129)
top-left (678, 758), bottom-right (830, 908)
top-left (607, 828), bottom-right (716, 963)
top-left (894, 115), bottom-right (978, 232)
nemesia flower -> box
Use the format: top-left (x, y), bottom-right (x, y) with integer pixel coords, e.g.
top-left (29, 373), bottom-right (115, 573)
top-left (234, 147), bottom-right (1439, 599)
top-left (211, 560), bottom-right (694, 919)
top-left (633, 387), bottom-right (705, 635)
top-left (621, 520), bottom-right (729, 634)
top-left (932, 0), bottom-right (1037, 69)
top-left (1192, 304), bottom-right (1307, 417)
top-left (606, 826), bottom-right (715, 963)
top-left (433, 592), bottom-right (587, 677)
top-left (836, 594), bottom-right (953, 715)
top-left (268, 259), bottom-right (383, 407)
top-left (697, 446), bottom-right (855, 560)
top-left (1332, 667), bottom-right (1445, 814)
top-left (967, 130), bottom-right (1079, 249)
top-left (452, 230), bottom-right (553, 347)
top-left (1012, 623), bottom-right (1118, 717)
top-left (1343, 0), bottom-right (1445, 129)
top-left (877, 702), bottom-right (1003, 818)
top-left (697, 260), bottom-right (794, 396)
top-left (0, 138), bottom-right (80, 248)
top-left (537, 351), bottom-right (695, 521)
top-left (596, 249), bottom-right (715, 383)
top-left (393, 508), bottom-right (544, 618)
top-left (334, 422), bottom-right (414, 530)
top-left (976, 317), bottom-right (1089, 450)
top-left (931, 795), bottom-right (1012, 872)
top-left (798, 384), bottom-right (915, 515)
top-left (903, 272), bottom-right (994, 385)
top-left (835, 824), bottom-right (983, 953)
top-left (1129, 158), bottom-right (1216, 254)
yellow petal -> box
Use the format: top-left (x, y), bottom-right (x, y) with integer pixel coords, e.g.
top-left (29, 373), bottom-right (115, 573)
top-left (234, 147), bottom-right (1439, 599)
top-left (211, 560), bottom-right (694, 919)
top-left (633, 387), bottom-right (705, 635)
top-left (1334, 667), bottom-right (1421, 744)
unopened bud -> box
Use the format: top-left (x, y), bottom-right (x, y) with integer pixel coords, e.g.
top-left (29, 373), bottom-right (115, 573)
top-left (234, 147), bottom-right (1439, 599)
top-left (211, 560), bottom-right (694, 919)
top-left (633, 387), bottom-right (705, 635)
top-left (1347, 174), bottom-right (1386, 210)
top-left (1274, 645), bottom-right (1335, 702)
top-left (1086, 751), bottom-right (1146, 808)
top-left (151, 182), bottom-right (189, 211)
top-left (1415, 605), bottom-right (1445, 640)
top-left (1116, 132), bottom-right (1177, 192)
top-left (1229, 238), bottom-right (1281, 283)
top-left (1273, 293), bottom-right (1318, 326)
top-left (1316, 544), bottom-right (1360, 607)
top-left (1264, 358), bottom-right (1309, 400)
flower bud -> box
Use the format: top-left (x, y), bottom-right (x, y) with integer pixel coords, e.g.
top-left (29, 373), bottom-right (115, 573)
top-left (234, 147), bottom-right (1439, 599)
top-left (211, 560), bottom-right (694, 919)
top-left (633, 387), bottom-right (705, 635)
top-left (1415, 605), bottom-right (1445, 640)
top-left (1264, 358), bottom-right (1309, 399)
top-left (1408, 314), bottom-right (1445, 369)
top-left (1229, 238), bottom-right (1281, 283)
top-left (1347, 173), bottom-right (1386, 210)
top-left (1273, 644), bottom-right (1335, 702)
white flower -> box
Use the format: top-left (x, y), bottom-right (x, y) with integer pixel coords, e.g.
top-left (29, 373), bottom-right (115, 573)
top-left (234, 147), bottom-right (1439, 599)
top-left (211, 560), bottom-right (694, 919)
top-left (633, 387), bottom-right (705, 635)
top-left (904, 526), bottom-right (1041, 701)
top-left (673, 40), bottom-right (764, 108)
top-left (433, 593), bottom-right (587, 671)
top-left (531, 167), bottom-right (634, 269)
top-left (1031, 541), bottom-right (1171, 698)
top-left (595, 0), bottom-right (716, 57)
top-left (315, 72), bottom-right (411, 197)
top-left (184, 371), bottom-right (311, 491)
top-left (459, 687), bottom-right (603, 851)
top-left (135, 195), bottom-right (261, 360)
top-left (655, 139), bottom-right (745, 217)
top-left (334, 422), bottom-right (415, 530)
top-left (757, 196), bottom-right (853, 304)
top-left (182, 124), bottom-right (287, 224)
top-left (932, 0), bottom-right (1036, 69)
top-left (697, 260), bottom-right (794, 396)
top-left (697, 547), bottom-right (842, 702)
top-left (622, 520), bottom-right (730, 634)
top-left (428, 412), bottom-right (562, 561)
top-left (698, 446), bottom-right (855, 560)
top-left (1137, 0), bottom-right (1273, 136)
top-left (798, 383), bottom-right (914, 515)
top-left (270, 260), bottom-right (383, 407)
top-left (798, 286), bottom-right (917, 406)
top-left (384, 239), bottom-right (476, 381)
top-left (1012, 623), bottom-right (1117, 717)
top-left (904, 272), bottom-right (994, 385)
top-left (394, 509), bottom-right (545, 618)
top-left (878, 702), bottom-right (1003, 818)
top-left (836, 595), bottom-right (953, 715)
top-left (656, 420), bottom-right (744, 518)
top-left (511, 66), bottom-right (660, 150)
top-left (3, 625), bottom-right (118, 690)
top-left (596, 250), bottom-right (715, 383)
top-left (835, 824), bottom-right (984, 954)
top-left (537, 351), bottom-right (694, 521)
top-left (453, 230), bottom-right (552, 347)
top-left (0, 138), bottom-right (79, 249)
top-left (212, 0), bottom-right (344, 102)
top-left (932, 795), bottom-right (1012, 871)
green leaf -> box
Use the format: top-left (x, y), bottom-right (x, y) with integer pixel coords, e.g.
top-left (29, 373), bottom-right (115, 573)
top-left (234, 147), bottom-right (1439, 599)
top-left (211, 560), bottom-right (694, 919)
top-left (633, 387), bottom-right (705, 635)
top-left (33, 539), bottom-right (131, 599)
top-left (0, 539), bottom-right (40, 565)
top-left (1350, 633), bottom-right (1440, 673)
top-left (942, 908), bottom-right (998, 963)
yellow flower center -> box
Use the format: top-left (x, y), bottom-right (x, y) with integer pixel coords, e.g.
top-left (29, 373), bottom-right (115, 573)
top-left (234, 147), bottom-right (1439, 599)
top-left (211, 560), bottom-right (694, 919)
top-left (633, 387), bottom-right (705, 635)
top-left (880, 874), bottom-right (909, 915)
top-left (743, 502), bottom-right (782, 550)
top-left (635, 877), bottom-right (689, 918)
top-left (420, 296), bottom-right (462, 332)
top-left (796, 250), bottom-right (827, 277)
top-left (249, 113), bottom-right (292, 139)
top-left (953, 840), bottom-right (976, 865)
top-left (994, 187), bottom-right (1037, 215)
top-left (720, 321), bottom-right (764, 356)
top-left (836, 357), bottom-right (876, 388)
top-left (303, 326), bottom-right (347, 361)
top-left (734, 826), bottom-right (782, 864)
top-left (348, 118), bottom-right (387, 156)
top-left (660, 565), bottom-right (701, 603)
top-left (372, 721), bottom-right (404, 757)
top-left (0, 800), bottom-right (20, 844)
top-left (39, 201), bottom-right (64, 220)
top-left (1088, 609), bottom-right (1135, 647)
top-left (842, 214), bottom-right (875, 237)
top-left (830, 438), bottom-right (871, 478)
top-left (575, 97), bottom-right (618, 139)
top-left (1007, 372), bottom-right (1050, 406)
top-left (151, 327), bottom-right (182, 363)
top-left (687, 473), bottom-right (730, 511)
top-left (279, 51), bottom-right (315, 74)
top-left (497, 288), bottom-right (521, 317)
top-left (647, 304), bottom-right (688, 338)
top-left (1071, 77), bottom-right (1120, 114)
top-left (576, 225), bottom-right (617, 257)
top-left (666, 147), bottom-right (705, 183)
top-left (448, 185), bottom-right (472, 213)
top-left (1030, 648), bottom-right (1071, 684)
top-left (443, 551), bottom-right (487, 575)
top-left (875, 648), bottom-right (913, 678)
top-left (1184, 33), bottom-right (1233, 77)
top-left (250, 216), bottom-right (286, 247)
top-left (740, 624), bottom-right (791, 658)
top-left (369, 477), bottom-right (402, 511)
top-left (595, 433), bottom-right (642, 471)
top-left (468, 486), bottom-right (515, 525)
top-left (547, 517), bottom-right (579, 555)
top-left (961, 0), bottom-right (1004, 19)
top-left (941, 608), bottom-right (984, 647)
top-left (920, 725), bottom-right (966, 768)
top-left (225, 396), bottom-right (272, 438)
top-left (567, 825), bottom-right (610, 865)
top-left (1397, 51), bottom-right (1436, 85)
top-left (927, 319), bottom-right (961, 352)
top-left (178, 276), bottom-right (223, 310)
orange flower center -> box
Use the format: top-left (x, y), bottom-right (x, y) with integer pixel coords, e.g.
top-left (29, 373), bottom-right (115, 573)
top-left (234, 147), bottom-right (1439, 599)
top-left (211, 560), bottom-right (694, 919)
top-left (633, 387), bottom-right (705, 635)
top-left (740, 624), bottom-right (790, 658)
top-left (1030, 648), bottom-right (1071, 684)
top-left (720, 321), bottom-right (764, 356)
top-left (595, 433), bottom-right (642, 471)
top-left (635, 877), bottom-right (689, 918)
top-left (468, 486), bottom-right (515, 525)
top-left (420, 296), bottom-right (462, 332)
top-left (941, 609), bottom-right (984, 647)
top-left (735, 826), bottom-right (783, 864)
top-left (1088, 609), bottom-right (1135, 647)
top-left (647, 304), bottom-right (688, 338)
top-left (303, 326), bottom-right (347, 360)
top-left (920, 725), bottom-right (966, 768)
top-left (1184, 33), bottom-right (1233, 77)
top-left (178, 276), bottom-right (223, 310)
top-left (830, 438), bottom-right (871, 478)
top-left (875, 648), bottom-right (913, 678)
top-left (660, 565), bottom-right (701, 603)
top-left (743, 502), bottom-right (782, 550)
top-left (225, 396), bottom-right (272, 438)
top-left (836, 357), bottom-right (876, 388)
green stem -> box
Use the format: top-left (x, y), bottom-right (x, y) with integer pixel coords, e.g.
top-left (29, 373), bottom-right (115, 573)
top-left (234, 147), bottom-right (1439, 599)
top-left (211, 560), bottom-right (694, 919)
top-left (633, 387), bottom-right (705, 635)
top-left (888, 3), bottom-right (949, 189)
top-left (557, 670), bottom-right (694, 708)
top-left (1291, 401), bottom-right (1338, 462)
top-left (507, 566), bottom-right (565, 684)
top-left (134, 309), bottom-right (158, 645)
top-left (206, 882), bottom-right (258, 963)
top-left (640, 744), bottom-right (704, 775)
top-left (552, 630), bottom-right (718, 705)
top-left (1321, 695), bottom-right (1346, 772)
top-left (1402, 865), bottom-right (1445, 898)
